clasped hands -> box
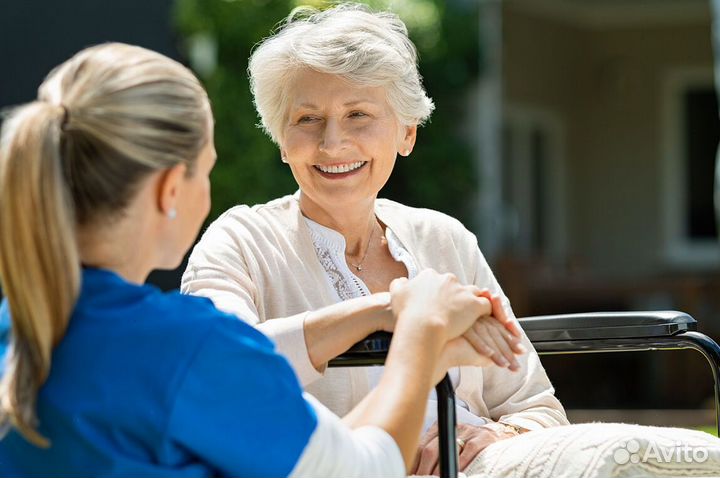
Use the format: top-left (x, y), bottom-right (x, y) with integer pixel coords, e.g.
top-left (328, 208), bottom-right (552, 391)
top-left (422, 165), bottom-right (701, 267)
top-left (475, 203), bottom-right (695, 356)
top-left (386, 269), bottom-right (526, 379)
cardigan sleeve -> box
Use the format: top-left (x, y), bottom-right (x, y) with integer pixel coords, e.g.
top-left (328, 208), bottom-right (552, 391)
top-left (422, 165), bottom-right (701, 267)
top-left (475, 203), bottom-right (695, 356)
top-left (466, 240), bottom-right (569, 430)
top-left (181, 214), bottom-right (324, 386)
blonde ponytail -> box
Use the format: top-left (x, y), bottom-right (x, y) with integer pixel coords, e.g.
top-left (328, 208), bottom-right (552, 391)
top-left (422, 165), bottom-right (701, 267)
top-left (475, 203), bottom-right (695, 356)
top-left (0, 102), bottom-right (80, 446)
top-left (0, 42), bottom-right (210, 447)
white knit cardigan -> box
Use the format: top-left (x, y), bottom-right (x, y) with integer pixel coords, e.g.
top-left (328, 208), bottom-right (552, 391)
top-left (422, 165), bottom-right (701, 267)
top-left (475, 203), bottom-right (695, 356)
top-left (181, 194), bottom-right (569, 431)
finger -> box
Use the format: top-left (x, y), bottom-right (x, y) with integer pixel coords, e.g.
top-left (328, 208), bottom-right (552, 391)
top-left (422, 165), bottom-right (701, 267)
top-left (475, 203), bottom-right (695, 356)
top-left (489, 294), bottom-right (522, 338)
top-left (481, 322), bottom-right (518, 370)
top-left (389, 276), bottom-right (408, 293)
top-left (471, 322), bottom-right (510, 368)
top-left (458, 438), bottom-right (487, 471)
top-left (474, 295), bottom-right (492, 318)
top-left (410, 449), bottom-right (422, 475)
top-left (487, 319), bottom-right (526, 355)
top-left (443, 337), bottom-right (496, 370)
top-left (413, 423), bottom-right (439, 474)
top-left (487, 324), bottom-right (521, 371)
top-left (474, 289), bottom-right (522, 338)
top-left (415, 438), bottom-right (440, 476)
top-left (443, 271), bottom-right (459, 283)
top-left (508, 333), bottom-right (527, 355)
top-left (480, 336), bottom-right (510, 368)
top-left (464, 328), bottom-right (508, 368)
top-left (419, 422), bottom-right (439, 447)
top-left (463, 328), bottom-right (496, 357)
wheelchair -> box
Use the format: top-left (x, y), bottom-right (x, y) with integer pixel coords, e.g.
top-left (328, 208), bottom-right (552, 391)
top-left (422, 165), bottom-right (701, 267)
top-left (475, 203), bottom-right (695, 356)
top-left (329, 311), bottom-right (720, 478)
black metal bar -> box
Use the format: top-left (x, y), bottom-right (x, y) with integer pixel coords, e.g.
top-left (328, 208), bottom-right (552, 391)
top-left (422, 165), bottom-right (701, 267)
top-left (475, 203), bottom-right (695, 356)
top-left (327, 359), bottom-right (460, 476)
top-left (436, 374), bottom-right (457, 478)
top-left (532, 331), bottom-right (720, 436)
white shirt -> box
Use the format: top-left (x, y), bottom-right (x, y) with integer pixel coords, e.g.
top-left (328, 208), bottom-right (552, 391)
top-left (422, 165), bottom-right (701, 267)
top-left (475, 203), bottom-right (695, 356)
top-left (304, 216), bottom-right (488, 432)
top-left (290, 394), bottom-right (405, 478)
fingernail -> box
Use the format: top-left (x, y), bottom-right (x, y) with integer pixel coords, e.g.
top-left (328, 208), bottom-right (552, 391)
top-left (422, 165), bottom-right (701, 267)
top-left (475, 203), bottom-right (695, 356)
top-left (499, 358), bottom-right (510, 367)
top-left (516, 344), bottom-right (527, 354)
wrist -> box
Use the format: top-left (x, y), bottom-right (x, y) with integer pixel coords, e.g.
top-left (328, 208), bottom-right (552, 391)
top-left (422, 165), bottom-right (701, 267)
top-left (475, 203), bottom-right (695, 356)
top-left (387, 312), bottom-right (445, 365)
top-left (370, 292), bottom-right (394, 332)
top-left (482, 421), bottom-right (524, 438)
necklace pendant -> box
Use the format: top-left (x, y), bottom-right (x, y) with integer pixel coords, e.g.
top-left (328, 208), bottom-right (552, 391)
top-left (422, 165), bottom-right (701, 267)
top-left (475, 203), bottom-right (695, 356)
top-left (356, 265), bottom-right (363, 272)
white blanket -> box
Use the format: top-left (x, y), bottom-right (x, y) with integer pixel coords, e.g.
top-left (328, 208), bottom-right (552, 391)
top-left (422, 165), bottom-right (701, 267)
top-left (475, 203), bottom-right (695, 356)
top-left (463, 423), bottom-right (720, 478)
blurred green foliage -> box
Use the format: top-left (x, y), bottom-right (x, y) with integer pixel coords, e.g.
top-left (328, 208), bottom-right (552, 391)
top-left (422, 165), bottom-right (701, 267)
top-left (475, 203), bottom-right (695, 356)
top-left (173, 0), bottom-right (481, 225)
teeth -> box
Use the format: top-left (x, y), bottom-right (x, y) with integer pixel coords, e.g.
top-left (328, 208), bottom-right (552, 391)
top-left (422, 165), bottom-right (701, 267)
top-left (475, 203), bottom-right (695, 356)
top-left (317, 161), bottom-right (365, 174)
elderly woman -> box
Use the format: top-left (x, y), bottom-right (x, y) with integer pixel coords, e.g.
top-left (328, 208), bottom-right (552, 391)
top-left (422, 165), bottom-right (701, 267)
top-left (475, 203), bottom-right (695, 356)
top-left (182, 4), bottom-right (568, 474)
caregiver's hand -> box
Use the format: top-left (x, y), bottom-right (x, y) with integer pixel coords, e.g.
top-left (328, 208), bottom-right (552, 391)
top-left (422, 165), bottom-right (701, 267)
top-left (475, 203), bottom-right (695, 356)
top-left (389, 270), bottom-right (491, 342)
top-left (432, 335), bottom-right (495, 384)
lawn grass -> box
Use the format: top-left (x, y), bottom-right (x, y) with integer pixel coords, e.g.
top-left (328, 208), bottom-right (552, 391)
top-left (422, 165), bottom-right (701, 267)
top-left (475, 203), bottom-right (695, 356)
top-left (695, 425), bottom-right (718, 437)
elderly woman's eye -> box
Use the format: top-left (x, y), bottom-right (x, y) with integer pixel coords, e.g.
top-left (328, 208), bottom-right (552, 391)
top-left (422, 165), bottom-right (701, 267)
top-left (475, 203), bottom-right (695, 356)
top-left (349, 111), bottom-right (368, 118)
top-left (298, 115), bottom-right (319, 124)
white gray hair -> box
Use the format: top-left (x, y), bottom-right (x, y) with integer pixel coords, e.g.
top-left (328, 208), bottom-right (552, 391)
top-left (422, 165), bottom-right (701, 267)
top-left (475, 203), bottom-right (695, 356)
top-left (248, 3), bottom-right (435, 144)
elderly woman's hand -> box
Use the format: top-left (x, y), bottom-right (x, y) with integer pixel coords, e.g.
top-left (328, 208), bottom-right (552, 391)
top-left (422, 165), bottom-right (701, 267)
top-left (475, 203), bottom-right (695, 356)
top-left (431, 315), bottom-right (526, 385)
top-left (463, 315), bottom-right (526, 371)
top-left (412, 422), bottom-right (521, 476)
top-left (475, 289), bottom-right (523, 338)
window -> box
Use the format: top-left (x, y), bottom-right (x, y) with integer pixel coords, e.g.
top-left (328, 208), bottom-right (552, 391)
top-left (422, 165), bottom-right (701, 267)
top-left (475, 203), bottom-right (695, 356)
top-left (501, 107), bottom-right (567, 260)
top-left (661, 67), bottom-right (720, 267)
top-left (684, 89), bottom-right (719, 240)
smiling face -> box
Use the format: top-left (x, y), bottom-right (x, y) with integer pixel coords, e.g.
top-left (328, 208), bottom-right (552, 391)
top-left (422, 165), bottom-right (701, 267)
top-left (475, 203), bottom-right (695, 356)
top-left (280, 69), bottom-right (416, 217)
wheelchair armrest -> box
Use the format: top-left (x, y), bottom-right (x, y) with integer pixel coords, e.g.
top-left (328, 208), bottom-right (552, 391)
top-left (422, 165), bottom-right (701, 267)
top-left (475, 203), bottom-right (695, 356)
top-left (518, 310), bottom-right (696, 342)
top-left (329, 311), bottom-right (697, 366)
top-left (328, 331), bottom-right (392, 367)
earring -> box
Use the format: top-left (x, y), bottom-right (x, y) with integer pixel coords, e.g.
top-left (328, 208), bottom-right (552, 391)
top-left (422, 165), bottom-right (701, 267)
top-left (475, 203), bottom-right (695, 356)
top-left (281, 152), bottom-right (288, 163)
top-left (168, 208), bottom-right (177, 220)
top-left (403, 149), bottom-right (411, 156)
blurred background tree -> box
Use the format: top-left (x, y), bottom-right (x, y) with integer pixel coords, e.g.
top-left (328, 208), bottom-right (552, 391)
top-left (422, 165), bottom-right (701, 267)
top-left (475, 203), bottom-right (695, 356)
top-left (173, 0), bottom-right (481, 226)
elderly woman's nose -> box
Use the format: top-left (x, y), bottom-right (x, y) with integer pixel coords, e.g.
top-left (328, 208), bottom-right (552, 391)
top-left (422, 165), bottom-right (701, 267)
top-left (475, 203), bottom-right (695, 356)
top-left (318, 119), bottom-right (348, 155)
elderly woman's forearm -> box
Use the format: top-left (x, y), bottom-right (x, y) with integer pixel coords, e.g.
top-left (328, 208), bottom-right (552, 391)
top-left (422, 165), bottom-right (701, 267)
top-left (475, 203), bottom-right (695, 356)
top-left (303, 293), bottom-right (393, 371)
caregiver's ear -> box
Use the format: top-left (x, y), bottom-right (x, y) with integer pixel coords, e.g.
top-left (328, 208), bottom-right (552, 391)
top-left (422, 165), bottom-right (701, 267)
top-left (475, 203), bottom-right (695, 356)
top-left (156, 163), bottom-right (187, 217)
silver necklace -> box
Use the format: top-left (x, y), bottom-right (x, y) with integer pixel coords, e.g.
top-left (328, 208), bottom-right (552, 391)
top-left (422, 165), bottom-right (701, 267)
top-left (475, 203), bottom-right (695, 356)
top-left (346, 224), bottom-right (376, 272)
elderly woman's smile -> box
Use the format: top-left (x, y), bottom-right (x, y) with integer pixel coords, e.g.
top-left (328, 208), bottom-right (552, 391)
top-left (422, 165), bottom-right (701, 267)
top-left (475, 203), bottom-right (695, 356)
top-left (280, 69), bottom-right (416, 210)
top-left (313, 160), bottom-right (368, 176)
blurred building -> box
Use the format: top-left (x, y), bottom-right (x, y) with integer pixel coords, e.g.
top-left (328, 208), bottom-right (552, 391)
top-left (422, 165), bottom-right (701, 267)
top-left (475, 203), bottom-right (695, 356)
top-left (484, 0), bottom-right (719, 414)
top-left (491, 0), bottom-right (719, 323)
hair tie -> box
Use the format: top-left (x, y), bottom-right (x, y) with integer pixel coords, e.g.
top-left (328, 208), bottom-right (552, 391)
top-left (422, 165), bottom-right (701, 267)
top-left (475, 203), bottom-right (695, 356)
top-left (60, 104), bottom-right (70, 130)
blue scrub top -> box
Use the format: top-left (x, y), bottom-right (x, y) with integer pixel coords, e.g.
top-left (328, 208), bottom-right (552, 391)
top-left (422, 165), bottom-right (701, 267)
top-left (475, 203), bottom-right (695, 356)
top-left (0, 267), bottom-right (317, 477)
